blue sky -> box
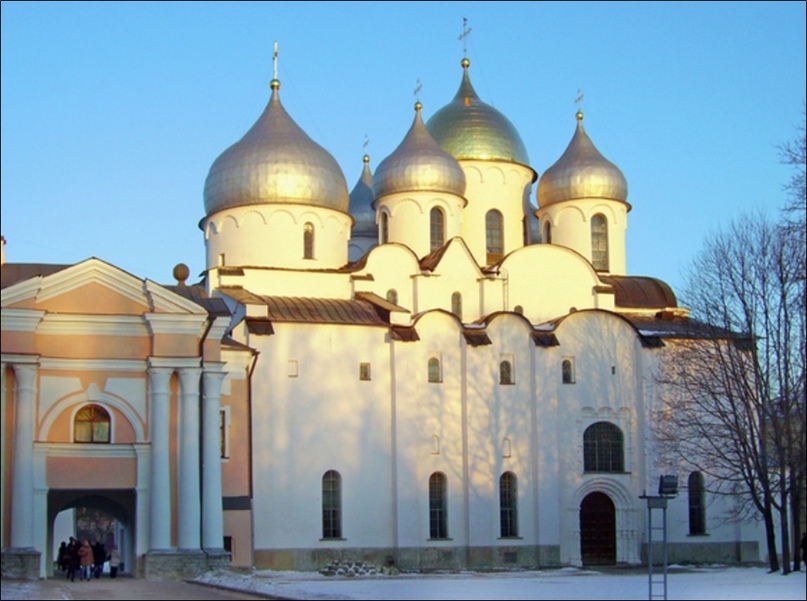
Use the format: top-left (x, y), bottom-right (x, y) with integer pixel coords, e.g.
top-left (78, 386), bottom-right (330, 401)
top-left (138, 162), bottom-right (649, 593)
top-left (1, 1), bottom-right (805, 297)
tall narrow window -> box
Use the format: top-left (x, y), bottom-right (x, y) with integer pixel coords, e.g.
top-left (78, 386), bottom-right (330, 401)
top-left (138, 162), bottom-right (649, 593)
top-left (322, 470), bottom-right (342, 539)
top-left (486, 209), bottom-right (504, 263)
top-left (688, 472), bottom-right (706, 535)
top-left (562, 358), bottom-right (575, 384)
top-left (74, 405), bottom-right (110, 443)
top-left (386, 289), bottom-right (398, 305)
top-left (591, 214), bottom-right (609, 271)
top-left (500, 360), bottom-right (514, 385)
top-left (428, 357), bottom-right (442, 383)
top-left (380, 212), bottom-right (389, 244)
top-left (430, 207), bottom-right (445, 251)
top-left (303, 222), bottom-right (315, 259)
top-left (219, 408), bottom-right (230, 458)
top-left (543, 221), bottom-right (552, 244)
top-left (583, 422), bottom-right (624, 472)
top-left (451, 292), bottom-right (462, 319)
top-left (500, 472), bottom-right (518, 538)
top-left (429, 472), bottom-right (448, 539)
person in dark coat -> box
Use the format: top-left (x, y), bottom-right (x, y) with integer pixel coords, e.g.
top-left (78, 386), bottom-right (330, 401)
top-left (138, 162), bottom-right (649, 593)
top-left (92, 541), bottom-right (106, 578)
top-left (65, 537), bottom-right (80, 582)
top-left (56, 541), bottom-right (68, 574)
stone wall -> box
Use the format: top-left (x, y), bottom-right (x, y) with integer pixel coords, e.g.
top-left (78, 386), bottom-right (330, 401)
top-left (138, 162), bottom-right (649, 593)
top-left (1, 548), bottom-right (41, 580)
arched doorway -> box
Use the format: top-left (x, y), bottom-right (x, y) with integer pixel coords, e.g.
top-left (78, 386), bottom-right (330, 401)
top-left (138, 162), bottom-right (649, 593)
top-left (48, 490), bottom-right (135, 578)
top-left (579, 491), bottom-right (616, 565)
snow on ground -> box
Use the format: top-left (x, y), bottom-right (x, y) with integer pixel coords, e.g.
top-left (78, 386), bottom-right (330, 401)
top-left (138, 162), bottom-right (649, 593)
top-left (195, 564), bottom-right (806, 600)
top-left (1, 564), bottom-right (804, 600)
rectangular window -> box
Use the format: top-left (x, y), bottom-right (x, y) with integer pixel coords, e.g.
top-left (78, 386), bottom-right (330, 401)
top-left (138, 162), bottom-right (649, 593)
top-left (359, 362), bottom-right (371, 381)
top-left (288, 360), bottom-right (298, 377)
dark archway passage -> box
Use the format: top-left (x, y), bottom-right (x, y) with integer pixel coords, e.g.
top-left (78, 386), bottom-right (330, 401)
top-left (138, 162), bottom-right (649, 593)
top-left (48, 489), bottom-right (136, 578)
top-left (579, 491), bottom-right (616, 565)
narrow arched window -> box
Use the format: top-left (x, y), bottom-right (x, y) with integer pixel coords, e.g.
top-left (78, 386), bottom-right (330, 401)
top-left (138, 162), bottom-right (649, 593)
top-left (543, 221), bottom-right (552, 244)
top-left (380, 212), bottom-right (389, 244)
top-left (591, 214), bottom-right (609, 271)
top-left (74, 404), bottom-right (111, 443)
top-left (583, 422), bottom-right (624, 472)
top-left (322, 470), bottom-right (342, 539)
top-left (386, 289), bottom-right (398, 305)
top-left (688, 472), bottom-right (706, 535)
top-left (430, 207), bottom-right (445, 251)
top-left (514, 305), bottom-right (524, 315)
top-left (303, 222), bottom-right (315, 259)
top-left (486, 209), bottom-right (504, 263)
top-left (562, 358), bottom-right (575, 384)
top-left (429, 472), bottom-right (448, 539)
top-left (451, 292), bottom-right (462, 319)
top-left (500, 472), bottom-right (518, 538)
top-left (500, 360), bottom-right (513, 385)
top-left (428, 357), bottom-right (442, 383)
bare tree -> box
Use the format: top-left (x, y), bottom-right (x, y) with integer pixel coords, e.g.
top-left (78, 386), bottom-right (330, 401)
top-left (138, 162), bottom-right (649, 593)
top-left (654, 215), bottom-right (805, 574)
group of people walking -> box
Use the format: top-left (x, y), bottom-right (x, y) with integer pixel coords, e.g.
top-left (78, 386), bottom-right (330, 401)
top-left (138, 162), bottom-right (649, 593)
top-left (56, 536), bottom-right (121, 581)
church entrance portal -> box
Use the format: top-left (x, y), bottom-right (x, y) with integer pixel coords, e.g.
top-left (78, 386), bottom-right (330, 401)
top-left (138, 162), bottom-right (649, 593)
top-left (48, 489), bottom-right (135, 578)
top-left (579, 491), bottom-right (616, 565)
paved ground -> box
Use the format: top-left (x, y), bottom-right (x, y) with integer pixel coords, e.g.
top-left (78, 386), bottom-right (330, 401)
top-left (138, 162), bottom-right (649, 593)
top-left (0, 576), bottom-right (275, 601)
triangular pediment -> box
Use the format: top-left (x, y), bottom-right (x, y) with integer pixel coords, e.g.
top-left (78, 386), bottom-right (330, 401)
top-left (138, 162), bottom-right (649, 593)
top-left (425, 238), bottom-right (483, 279)
top-left (1, 257), bottom-right (205, 316)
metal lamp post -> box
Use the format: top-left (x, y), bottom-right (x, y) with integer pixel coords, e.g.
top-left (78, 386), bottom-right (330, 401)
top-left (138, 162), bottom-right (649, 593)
top-left (640, 475), bottom-right (678, 601)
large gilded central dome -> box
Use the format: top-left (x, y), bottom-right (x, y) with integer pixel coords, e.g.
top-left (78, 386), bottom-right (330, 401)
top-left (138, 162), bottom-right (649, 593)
top-left (204, 80), bottom-right (349, 217)
top-left (426, 58), bottom-right (530, 166)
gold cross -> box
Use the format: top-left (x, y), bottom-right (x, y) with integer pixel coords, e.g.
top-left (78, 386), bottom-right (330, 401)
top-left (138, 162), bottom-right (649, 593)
top-left (459, 17), bottom-right (472, 56)
top-left (273, 41), bottom-right (279, 81)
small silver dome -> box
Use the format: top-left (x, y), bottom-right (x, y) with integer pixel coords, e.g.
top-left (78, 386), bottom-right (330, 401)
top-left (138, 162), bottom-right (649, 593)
top-left (349, 154), bottom-right (376, 236)
top-left (426, 58), bottom-right (530, 166)
top-left (373, 103), bottom-right (466, 199)
top-left (537, 111), bottom-right (628, 207)
top-left (204, 80), bottom-right (349, 216)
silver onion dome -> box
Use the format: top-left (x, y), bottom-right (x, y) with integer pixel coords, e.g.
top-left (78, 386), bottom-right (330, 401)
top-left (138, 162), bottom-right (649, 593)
top-left (204, 79), bottom-right (349, 216)
top-left (349, 154), bottom-right (376, 236)
top-left (537, 111), bottom-right (628, 207)
top-left (426, 58), bottom-right (530, 166)
top-left (373, 102), bottom-right (466, 199)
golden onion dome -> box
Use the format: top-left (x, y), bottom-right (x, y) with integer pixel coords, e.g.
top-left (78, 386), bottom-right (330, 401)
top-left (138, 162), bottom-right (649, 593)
top-left (204, 78), bottom-right (349, 217)
top-left (426, 58), bottom-right (530, 166)
top-left (537, 111), bottom-right (628, 207)
top-left (349, 154), bottom-right (376, 236)
top-left (373, 102), bottom-right (466, 199)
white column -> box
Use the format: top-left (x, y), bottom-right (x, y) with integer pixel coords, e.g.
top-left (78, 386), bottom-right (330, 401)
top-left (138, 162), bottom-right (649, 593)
top-left (202, 366), bottom-right (226, 550)
top-left (10, 362), bottom-right (37, 549)
top-left (178, 367), bottom-right (202, 550)
top-left (148, 366), bottom-right (173, 550)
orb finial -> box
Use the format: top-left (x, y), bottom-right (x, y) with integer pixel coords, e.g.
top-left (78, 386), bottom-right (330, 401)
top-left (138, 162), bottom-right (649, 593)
top-left (173, 263), bottom-right (190, 286)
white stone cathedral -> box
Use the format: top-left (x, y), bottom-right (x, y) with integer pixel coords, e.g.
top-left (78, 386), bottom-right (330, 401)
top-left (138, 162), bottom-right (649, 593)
top-left (1, 49), bottom-right (766, 579)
